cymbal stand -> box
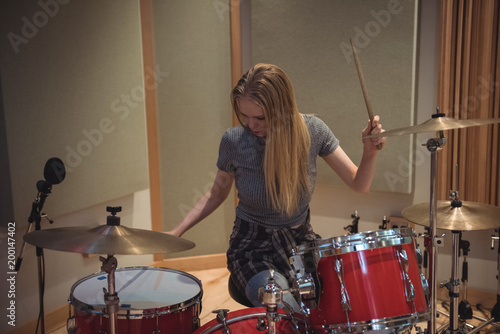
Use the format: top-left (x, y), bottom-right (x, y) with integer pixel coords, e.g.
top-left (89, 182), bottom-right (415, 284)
top-left (438, 229), bottom-right (467, 334)
top-left (458, 234), bottom-right (472, 321)
top-left (100, 255), bottom-right (119, 334)
top-left (423, 125), bottom-right (446, 334)
top-left (424, 227), bottom-right (430, 279)
top-left (491, 228), bottom-right (500, 322)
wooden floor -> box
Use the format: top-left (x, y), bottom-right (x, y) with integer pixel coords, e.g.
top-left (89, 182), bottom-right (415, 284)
top-left (46, 265), bottom-right (500, 333)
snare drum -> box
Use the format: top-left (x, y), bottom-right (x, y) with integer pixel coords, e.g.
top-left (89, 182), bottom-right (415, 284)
top-left (193, 307), bottom-right (303, 334)
top-left (296, 228), bottom-right (429, 333)
top-left (68, 267), bottom-right (202, 334)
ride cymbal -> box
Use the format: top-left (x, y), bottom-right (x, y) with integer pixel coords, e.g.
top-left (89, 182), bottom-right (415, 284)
top-left (402, 201), bottom-right (500, 231)
top-left (23, 224), bottom-right (195, 255)
top-left (366, 116), bottom-right (500, 138)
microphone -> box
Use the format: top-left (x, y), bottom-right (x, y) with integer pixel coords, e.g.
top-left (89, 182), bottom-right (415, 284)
top-left (43, 157), bottom-right (66, 185)
top-left (16, 158), bottom-right (66, 271)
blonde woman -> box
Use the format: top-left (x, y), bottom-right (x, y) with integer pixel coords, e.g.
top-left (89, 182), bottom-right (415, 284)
top-left (167, 63), bottom-right (385, 310)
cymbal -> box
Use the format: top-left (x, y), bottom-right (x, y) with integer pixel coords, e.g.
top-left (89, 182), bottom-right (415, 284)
top-left (23, 224), bottom-right (195, 255)
top-left (366, 116), bottom-right (500, 138)
top-left (402, 201), bottom-right (500, 231)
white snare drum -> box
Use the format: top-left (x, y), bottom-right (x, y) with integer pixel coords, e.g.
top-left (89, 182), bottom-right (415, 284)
top-left (68, 267), bottom-right (202, 334)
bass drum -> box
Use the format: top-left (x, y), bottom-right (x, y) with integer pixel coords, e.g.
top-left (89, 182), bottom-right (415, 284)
top-left (68, 266), bottom-right (202, 334)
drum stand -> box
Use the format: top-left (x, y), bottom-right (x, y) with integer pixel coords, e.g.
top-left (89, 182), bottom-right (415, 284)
top-left (425, 165), bottom-right (499, 334)
top-left (436, 228), bottom-right (468, 334)
top-left (454, 230), bottom-right (500, 333)
top-left (456, 229), bottom-right (500, 333)
top-left (100, 254), bottom-right (119, 334)
top-left (490, 229), bottom-right (500, 323)
top-left (259, 269), bottom-right (305, 334)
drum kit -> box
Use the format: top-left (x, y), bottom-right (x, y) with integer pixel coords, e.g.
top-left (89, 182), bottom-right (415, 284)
top-left (21, 112), bottom-right (500, 334)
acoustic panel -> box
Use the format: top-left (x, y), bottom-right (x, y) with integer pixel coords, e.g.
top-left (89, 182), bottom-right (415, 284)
top-left (251, 0), bottom-right (418, 193)
top-left (0, 0), bottom-right (149, 224)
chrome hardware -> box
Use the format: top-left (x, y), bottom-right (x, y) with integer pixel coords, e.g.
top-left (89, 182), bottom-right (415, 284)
top-left (396, 248), bottom-right (415, 302)
top-left (334, 258), bottom-right (351, 313)
top-left (213, 309), bottom-right (232, 334)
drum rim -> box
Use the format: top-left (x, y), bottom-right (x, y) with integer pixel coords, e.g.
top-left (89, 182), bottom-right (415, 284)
top-left (318, 309), bottom-right (430, 333)
top-left (69, 266), bottom-right (203, 318)
top-left (296, 227), bottom-right (415, 257)
top-left (194, 308), bottom-right (304, 334)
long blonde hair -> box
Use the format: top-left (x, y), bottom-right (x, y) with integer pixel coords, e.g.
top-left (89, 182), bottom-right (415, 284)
top-left (231, 63), bottom-right (311, 217)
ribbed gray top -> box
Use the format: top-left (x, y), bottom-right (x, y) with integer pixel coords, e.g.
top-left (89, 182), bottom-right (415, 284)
top-left (217, 114), bottom-right (339, 227)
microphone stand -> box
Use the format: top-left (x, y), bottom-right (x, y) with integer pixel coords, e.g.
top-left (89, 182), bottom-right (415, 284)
top-left (17, 157), bottom-right (65, 334)
top-left (27, 182), bottom-right (52, 334)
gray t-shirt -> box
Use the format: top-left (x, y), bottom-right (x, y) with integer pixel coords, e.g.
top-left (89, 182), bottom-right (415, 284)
top-left (217, 114), bottom-right (339, 227)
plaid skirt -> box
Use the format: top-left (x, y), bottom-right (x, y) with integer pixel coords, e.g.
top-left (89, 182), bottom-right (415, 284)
top-left (227, 210), bottom-right (320, 293)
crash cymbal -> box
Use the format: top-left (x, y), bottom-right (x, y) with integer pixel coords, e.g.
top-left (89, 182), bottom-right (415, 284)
top-left (402, 201), bottom-right (500, 231)
top-left (366, 116), bottom-right (500, 138)
top-left (23, 224), bottom-right (195, 255)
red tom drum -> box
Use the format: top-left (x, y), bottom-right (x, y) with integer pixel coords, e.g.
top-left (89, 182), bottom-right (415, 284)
top-left (296, 228), bottom-right (429, 333)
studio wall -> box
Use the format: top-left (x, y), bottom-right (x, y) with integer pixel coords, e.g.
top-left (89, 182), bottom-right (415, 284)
top-left (0, 0), bottom-right (150, 227)
top-left (0, 1), bottom-right (153, 331)
top-left (152, 0), bottom-right (236, 258)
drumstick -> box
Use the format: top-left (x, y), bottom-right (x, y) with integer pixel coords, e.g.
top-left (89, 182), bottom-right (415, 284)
top-left (350, 38), bottom-right (383, 150)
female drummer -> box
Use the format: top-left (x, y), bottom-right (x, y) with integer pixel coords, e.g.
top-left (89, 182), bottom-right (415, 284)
top-left (166, 63), bottom-right (385, 311)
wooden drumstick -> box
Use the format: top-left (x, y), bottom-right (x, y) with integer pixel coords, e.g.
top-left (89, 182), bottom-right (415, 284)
top-left (350, 38), bottom-right (383, 150)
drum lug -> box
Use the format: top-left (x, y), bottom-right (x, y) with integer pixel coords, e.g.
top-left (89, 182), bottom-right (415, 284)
top-left (66, 299), bottom-right (76, 334)
top-left (334, 258), bottom-right (351, 312)
top-left (396, 248), bottom-right (416, 302)
top-left (193, 315), bottom-right (201, 332)
top-left (421, 272), bottom-right (430, 298)
top-left (256, 316), bottom-right (267, 331)
top-left (66, 316), bottom-right (75, 334)
top-left (213, 309), bottom-right (232, 334)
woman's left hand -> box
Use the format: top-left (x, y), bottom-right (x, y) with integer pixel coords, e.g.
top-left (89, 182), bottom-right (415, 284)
top-left (362, 115), bottom-right (386, 151)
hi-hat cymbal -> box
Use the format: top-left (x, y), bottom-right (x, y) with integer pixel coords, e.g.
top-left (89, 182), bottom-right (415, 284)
top-left (23, 225), bottom-right (195, 255)
top-left (367, 116), bottom-right (500, 138)
top-left (402, 201), bottom-right (500, 231)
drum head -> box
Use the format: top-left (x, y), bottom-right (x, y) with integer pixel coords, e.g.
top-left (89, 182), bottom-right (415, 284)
top-left (70, 267), bottom-right (202, 316)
